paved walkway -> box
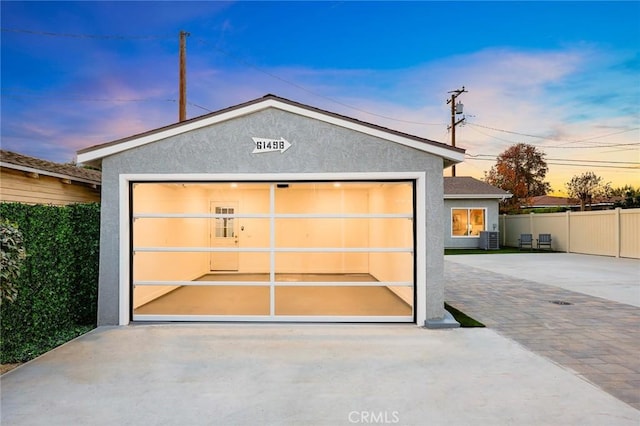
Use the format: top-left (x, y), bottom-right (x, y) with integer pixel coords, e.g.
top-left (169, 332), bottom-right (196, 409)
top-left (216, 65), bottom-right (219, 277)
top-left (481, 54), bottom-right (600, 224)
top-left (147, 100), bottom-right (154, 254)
top-left (445, 254), bottom-right (640, 410)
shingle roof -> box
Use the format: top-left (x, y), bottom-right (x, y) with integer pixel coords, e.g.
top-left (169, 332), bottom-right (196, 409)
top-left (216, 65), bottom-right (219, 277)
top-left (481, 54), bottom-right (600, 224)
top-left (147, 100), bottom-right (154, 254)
top-left (0, 150), bottom-right (101, 185)
top-left (524, 195), bottom-right (576, 207)
top-left (444, 177), bottom-right (511, 198)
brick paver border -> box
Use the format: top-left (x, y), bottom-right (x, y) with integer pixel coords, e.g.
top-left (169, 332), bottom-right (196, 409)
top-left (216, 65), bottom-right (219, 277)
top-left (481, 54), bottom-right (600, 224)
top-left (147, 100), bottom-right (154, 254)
top-left (445, 260), bottom-right (640, 410)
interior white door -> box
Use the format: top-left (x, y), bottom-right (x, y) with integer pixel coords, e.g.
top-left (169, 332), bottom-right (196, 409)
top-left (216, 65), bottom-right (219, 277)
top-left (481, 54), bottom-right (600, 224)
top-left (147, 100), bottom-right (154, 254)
top-left (210, 202), bottom-right (239, 271)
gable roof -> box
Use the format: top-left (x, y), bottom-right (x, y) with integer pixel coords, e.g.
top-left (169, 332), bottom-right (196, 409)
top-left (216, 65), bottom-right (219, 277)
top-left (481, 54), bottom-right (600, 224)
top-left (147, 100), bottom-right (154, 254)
top-left (1, 150), bottom-right (101, 185)
top-left (444, 177), bottom-right (511, 199)
top-left (520, 195), bottom-right (619, 209)
top-left (522, 195), bottom-right (576, 208)
top-left (76, 94), bottom-right (465, 167)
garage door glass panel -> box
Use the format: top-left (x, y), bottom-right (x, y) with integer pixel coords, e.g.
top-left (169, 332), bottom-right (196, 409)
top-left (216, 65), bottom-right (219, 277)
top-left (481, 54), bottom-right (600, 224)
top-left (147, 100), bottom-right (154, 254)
top-left (134, 218), bottom-right (210, 247)
top-left (131, 181), bottom-right (415, 321)
top-left (274, 286), bottom-right (412, 316)
top-left (275, 182), bottom-right (412, 214)
top-left (274, 217), bottom-right (412, 248)
top-left (134, 285), bottom-right (270, 315)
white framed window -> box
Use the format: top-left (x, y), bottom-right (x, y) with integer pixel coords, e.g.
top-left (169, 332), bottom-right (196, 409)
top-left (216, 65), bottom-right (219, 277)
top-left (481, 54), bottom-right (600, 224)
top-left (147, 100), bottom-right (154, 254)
top-left (451, 208), bottom-right (486, 237)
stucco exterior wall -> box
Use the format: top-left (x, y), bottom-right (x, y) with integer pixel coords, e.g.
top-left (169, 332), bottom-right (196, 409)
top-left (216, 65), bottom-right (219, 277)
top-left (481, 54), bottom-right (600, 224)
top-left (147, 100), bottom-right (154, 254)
top-left (97, 108), bottom-right (446, 325)
top-left (444, 198), bottom-right (501, 249)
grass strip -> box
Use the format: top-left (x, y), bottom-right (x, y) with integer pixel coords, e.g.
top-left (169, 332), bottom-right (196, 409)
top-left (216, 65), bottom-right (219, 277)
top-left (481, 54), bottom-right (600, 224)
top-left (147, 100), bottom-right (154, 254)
top-left (445, 302), bottom-right (485, 328)
top-left (445, 247), bottom-right (556, 255)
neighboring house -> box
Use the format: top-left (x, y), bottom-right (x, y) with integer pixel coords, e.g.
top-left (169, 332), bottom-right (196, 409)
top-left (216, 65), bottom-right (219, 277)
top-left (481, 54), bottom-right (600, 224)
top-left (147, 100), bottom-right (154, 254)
top-left (521, 195), bottom-right (616, 211)
top-left (444, 177), bottom-right (511, 249)
top-left (77, 94), bottom-right (465, 328)
top-left (521, 195), bottom-right (577, 210)
top-left (0, 150), bottom-right (101, 205)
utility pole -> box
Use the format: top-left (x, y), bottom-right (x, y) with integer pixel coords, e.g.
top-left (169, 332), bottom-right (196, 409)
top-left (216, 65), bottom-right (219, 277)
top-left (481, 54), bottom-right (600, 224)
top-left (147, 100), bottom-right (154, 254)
top-left (447, 86), bottom-right (467, 176)
top-left (179, 30), bottom-right (190, 122)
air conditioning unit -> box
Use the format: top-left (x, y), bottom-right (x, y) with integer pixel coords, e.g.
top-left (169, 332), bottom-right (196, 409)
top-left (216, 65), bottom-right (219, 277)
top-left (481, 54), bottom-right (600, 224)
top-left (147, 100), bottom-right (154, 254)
top-left (479, 231), bottom-right (499, 250)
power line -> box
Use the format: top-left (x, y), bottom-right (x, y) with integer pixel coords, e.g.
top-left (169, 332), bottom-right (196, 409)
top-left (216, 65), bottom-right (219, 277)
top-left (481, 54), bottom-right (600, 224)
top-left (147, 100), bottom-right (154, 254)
top-left (465, 123), bottom-right (523, 145)
top-left (467, 122), bottom-right (640, 146)
top-left (553, 127), bottom-right (640, 146)
top-left (2, 90), bottom-right (214, 117)
top-left (4, 26), bottom-right (640, 142)
top-left (195, 38), bottom-right (445, 126)
top-left (187, 102), bottom-right (212, 112)
top-left (464, 156), bottom-right (639, 169)
top-left (466, 154), bottom-right (640, 165)
top-left (1, 91), bottom-right (177, 103)
top-left (1, 27), bottom-right (172, 40)
top-left (546, 143), bottom-right (640, 149)
top-left (465, 123), bottom-right (639, 148)
top-left (546, 163), bottom-right (638, 170)
top-left (4, 29), bottom-right (447, 127)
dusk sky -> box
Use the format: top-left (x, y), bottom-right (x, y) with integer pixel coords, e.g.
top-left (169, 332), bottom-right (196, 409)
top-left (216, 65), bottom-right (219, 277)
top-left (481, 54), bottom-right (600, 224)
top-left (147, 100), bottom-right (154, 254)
top-left (2, 1), bottom-right (639, 193)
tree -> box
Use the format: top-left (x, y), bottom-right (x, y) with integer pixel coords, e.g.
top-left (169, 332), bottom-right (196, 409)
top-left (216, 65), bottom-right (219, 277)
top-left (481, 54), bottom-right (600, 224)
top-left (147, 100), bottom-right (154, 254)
top-left (565, 171), bottom-right (612, 211)
top-left (484, 143), bottom-right (551, 212)
top-left (611, 185), bottom-right (640, 209)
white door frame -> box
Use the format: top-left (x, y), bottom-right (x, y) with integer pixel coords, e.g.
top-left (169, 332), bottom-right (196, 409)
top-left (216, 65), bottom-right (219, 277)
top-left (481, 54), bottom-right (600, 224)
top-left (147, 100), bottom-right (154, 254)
top-left (119, 172), bottom-right (426, 325)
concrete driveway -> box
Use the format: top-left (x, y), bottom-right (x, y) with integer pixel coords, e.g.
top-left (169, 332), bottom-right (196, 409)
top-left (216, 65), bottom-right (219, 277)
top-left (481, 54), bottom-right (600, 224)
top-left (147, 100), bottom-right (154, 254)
top-left (446, 252), bottom-right (640, 307)
top-left (1, 253), bottom-right (639, 425)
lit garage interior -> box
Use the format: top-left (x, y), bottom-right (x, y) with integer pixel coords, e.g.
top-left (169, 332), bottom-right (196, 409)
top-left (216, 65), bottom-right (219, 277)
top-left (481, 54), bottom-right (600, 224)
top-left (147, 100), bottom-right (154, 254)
top-left (132, 181), bottom-right (415, 321)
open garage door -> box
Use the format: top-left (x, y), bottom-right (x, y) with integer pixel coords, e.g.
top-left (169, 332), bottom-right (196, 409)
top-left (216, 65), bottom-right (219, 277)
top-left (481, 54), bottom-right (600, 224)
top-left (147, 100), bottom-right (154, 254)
top-left (130, 181), bottom-right (415, 322)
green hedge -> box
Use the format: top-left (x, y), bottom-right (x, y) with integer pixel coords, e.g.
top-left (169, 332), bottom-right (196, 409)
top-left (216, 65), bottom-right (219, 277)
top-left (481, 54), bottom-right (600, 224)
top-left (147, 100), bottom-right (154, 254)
top-left (0, 202), bottom-right (100, 363)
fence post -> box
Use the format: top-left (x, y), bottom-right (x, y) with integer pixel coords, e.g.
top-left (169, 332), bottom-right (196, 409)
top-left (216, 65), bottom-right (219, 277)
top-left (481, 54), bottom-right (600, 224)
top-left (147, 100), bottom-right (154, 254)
top-left (566, 210), bottom-right (571, 253)
top-left (615, 207), bottom-right (621, 258)
top-left (502, 214), bottom-right (507, 246)
top-left (530, 212), bottom-right (535, 236)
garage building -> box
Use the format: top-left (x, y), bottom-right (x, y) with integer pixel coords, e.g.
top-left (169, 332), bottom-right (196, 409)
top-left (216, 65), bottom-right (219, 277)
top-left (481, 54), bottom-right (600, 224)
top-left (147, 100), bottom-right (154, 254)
top-left (77, 95), bottom-right (465, 327)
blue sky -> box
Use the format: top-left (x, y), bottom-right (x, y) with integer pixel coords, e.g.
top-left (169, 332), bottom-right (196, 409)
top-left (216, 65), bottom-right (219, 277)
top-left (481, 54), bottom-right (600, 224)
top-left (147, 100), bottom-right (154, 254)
top-left (2, 1), bottom-right (639, 192)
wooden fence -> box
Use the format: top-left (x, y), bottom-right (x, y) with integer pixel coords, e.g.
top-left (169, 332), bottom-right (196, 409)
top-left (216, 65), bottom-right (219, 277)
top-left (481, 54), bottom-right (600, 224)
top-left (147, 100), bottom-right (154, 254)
top-left (499, 208), bottom-right (640, 259)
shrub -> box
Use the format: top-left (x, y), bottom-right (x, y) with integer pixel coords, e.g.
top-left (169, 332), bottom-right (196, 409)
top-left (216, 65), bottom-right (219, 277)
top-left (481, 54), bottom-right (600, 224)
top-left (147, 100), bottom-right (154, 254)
top-left (0, 202), bottom-right (100, 363)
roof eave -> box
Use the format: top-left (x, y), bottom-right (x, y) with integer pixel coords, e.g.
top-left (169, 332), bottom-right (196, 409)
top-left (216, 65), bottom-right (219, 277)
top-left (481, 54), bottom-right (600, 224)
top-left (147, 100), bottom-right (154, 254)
top-left (1, 161), bottom-right (101, 185)
top-left (77, 96), bottom-right (465, 165)
top-left (445, 194), bottom-right (512, 199)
